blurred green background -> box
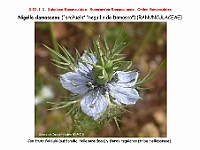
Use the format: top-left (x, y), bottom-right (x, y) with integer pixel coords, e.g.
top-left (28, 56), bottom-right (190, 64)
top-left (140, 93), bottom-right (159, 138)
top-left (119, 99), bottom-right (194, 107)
top-left (35, 22), bottom-right (166, 137)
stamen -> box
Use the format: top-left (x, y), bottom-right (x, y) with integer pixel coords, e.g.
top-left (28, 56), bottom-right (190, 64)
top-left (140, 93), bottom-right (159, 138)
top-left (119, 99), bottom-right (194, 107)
top-left (71, 83), bottom-right (78, 87)
top-left (110, 73), bottom-right (119, 82)
top-left (90, 104), bottom-right (94, 108)
top-left (86, 81), bottom-right (95, 90)
top-left (86, 82), bottom-right (92, 87)
top-left (102, 86), bottom-right (110, 95)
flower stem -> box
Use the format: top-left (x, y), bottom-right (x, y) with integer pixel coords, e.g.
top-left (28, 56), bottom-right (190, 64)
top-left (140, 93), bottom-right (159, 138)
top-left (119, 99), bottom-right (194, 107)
top-left (49, 22), bottom-right (60, 61)
top-left (49, 22), bottom-right (61, 72)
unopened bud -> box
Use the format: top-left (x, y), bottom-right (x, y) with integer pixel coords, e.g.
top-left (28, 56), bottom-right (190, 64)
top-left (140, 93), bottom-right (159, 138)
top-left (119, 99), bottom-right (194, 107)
top-left (91, 65), bottom-right (108, 85)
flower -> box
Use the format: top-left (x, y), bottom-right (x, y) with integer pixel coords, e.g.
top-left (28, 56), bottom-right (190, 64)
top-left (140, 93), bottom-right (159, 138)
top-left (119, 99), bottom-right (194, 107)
top-left (60, 51), bottom-right (141, 120)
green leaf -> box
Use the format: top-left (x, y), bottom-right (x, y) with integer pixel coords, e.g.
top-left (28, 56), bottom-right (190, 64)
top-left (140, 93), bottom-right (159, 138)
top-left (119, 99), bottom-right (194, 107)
top-left (136, 60), bottom-right (166, 85)
top-left (43, 44), bottom-right (70, 63)
top-left (51, 59), bottom-right (70, 66)
top-left (75, 48), bottom-right (81, 63)
top-left (114, 117), bottom-right (120, 131)
top-left (113, 23), bottom-right (124, 52)
top-left (65, 106), bottom-right (75, 116)
top-left (46, 101), bottom-right (67, 105)
top-left (113, 61), bottom-right (132, 71)
top-left (111, 53), bottom-right (126, 62)
top-left (51, 63), bottom-right (71, 71)
top-left (136, 86), bottom-right (155, 91)
top-left (103, 36), bottom-right (110, 58)
top-left (58, 45), bottom-right (75, 63)
top-left (47, 100), bottom-right (80, 110)
top-left (114, 40), bottom-right (130, 54)
top-left (112, 41), bottom-right (126, 55)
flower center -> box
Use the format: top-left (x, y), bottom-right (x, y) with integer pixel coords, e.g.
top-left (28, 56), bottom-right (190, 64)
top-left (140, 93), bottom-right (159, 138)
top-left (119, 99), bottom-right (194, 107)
top-left (86, 81), bottom-right (110, 95)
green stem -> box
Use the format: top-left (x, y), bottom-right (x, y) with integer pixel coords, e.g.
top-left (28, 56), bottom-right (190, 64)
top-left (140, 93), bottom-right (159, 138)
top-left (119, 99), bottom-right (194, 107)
top-left (49, 23), bottom-right (59, 53)
top-left (49, 22), bottom-right (61, 72)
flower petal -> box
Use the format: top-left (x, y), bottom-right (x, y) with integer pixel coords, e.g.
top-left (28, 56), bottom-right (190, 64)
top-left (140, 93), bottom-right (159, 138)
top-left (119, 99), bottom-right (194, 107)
top-left (80, 92), bottom-right (108, 120)
top-left (75, 52), bottom-right (97, 77)
top-left (60, 72), bottom-right (91, 95)
top-left (109, 83), bottom-right (141, 105)
top-left (75, 62), bottom-right (91, 77)
top-left (114, 71), bottom-right (139, 87)
top-left (82, 51), bottom-right (97, 64)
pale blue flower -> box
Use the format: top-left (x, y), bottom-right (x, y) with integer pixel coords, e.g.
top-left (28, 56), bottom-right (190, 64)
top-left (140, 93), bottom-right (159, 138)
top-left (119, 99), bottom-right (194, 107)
top-left (60, 51), bottom-right (141, 120)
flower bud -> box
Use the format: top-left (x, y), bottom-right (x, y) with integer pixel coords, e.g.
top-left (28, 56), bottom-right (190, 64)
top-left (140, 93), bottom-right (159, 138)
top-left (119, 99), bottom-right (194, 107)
top-left (91, 65), bottom-right (108, 85)
top-left (105, 60), bottom-right (114, 82)
top-left (91, 60), bottom-right (114, 85)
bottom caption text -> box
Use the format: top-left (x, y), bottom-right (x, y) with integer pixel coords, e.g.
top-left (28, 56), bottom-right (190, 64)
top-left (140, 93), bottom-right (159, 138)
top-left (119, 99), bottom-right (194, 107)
top-left (27, 138), bottom-right (171, 144)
